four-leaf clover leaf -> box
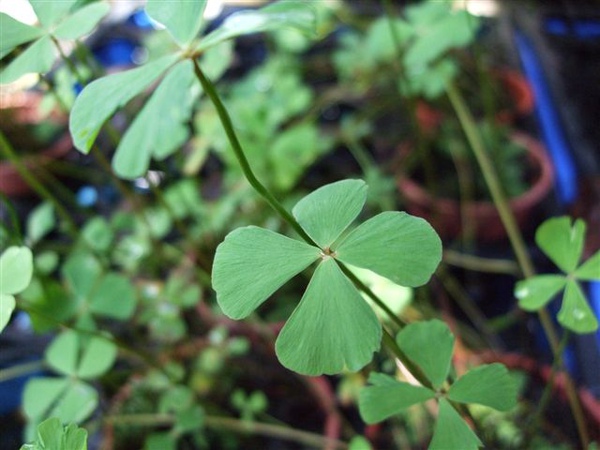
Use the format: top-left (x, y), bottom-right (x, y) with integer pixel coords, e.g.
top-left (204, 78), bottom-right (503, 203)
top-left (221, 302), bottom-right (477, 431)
top-left (358, 320), bottom-right (518, 450)
top-left (212, 179), bottom-right (442, 375)
top-left (515, 217), bottom-right (600, 333)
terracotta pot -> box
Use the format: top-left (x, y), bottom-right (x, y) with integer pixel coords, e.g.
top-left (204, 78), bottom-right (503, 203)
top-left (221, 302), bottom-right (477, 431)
top-left (0, 91), bottom-right (72, 197)
top-left (416, 68), bottom-right (535, 134)
top-left (397, 132), bottom-right (555, 241)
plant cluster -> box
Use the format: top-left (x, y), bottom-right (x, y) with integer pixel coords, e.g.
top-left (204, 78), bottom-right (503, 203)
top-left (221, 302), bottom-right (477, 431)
top-left (1, 1), bottom-right (599, 449)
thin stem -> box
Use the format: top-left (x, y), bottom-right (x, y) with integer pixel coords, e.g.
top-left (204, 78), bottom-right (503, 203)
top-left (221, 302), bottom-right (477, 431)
top-left (104, 413), bottom-right (349, 449)
top-left (0, 131), bottom-right (78, 238)
top-left (191, 60), bottom-right (317, 246)
top-left (529, 331), bottom-right (571, 438)
top-left (382, 329), bottom-right (433, 391)
top-left (0, 192), bottom-right (22, 243)
top-left (445, 81), bottom-right (589, 448)
top-left (0, 360), bottom-right (44, 383)
top-left (443, 249), bottom-right (521, 276)
top-left (51, 37), bottom-right (86, 86)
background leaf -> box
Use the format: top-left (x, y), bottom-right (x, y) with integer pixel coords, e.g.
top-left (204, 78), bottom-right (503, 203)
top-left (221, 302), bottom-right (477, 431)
top-left (113, 60), bottom-right (195, 179)
top-left (292, 179), bottom-right (367, 248)
top-left (1, 35), bottom-right (55, 84)
top-left (90, 273), bottom-right (137, 319)
top-left (53, 1), bottom-right (110, 40)
top-left (0, 13), bottom-right (43, 55)
top-left (275, 258), bottom-right (382, 375)
top-left (359, 376), bottom-right (434, 423)
top-left (82, 217), bottom-right (113, 252)
top-left (448, 363), bottom-right (518, 411)
top-left (62, 252), bottom-right (102, 298)
top-left (536, 217), bottom-right (585, 273)
top-left (0, 246), bottom-right (33, 295)
top-left (429, 398), bottom-right (482, 450)
top-left (70, 54), bottom-right (177, 153)
top-left (0, 294), bottom-right (16, 332)
top-left (23, 378), bottom-right (69, 420)
top-left (335, 212), bottom-right (442, 287)
top-left (558, 280), bottom-right (598, 333)
top-left (198, 1), bottom-right (316, 51)
top-left (213, 226), bottom-right (320, 319)
top-left (396, 320), bottom-right (454, 388)
top-left (27, 202), bottom-right (55, 245)
top-left (575, 251), bottom-right (600, 281)
top-left (29, 0), bottom-right (77, 28)
top-left (146, 0), bottom-right (207, 46)
top-left (514, 275), bottom-right (566, 311)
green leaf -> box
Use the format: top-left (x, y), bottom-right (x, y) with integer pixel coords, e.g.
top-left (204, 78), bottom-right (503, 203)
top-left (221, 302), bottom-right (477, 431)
top-left (396, 320), bottom-right (454, 388)
top-left (145, 433), bottom-right (176, 450)
top-left (35, 251), bottom-right (59, 275)
top-left (63, 253), bottom-right (102, 297)
top-left (53, 1), bottom-right (109, 40)
top-left (575, 251), bottom-right (600, 281)
top-left (46, 330), bottom-right (118, 378)
top-left (30, 0), bottom-right (77, 28)
top-left (536, 216), bottom-right (585, 273)
top-left (292, 179), bottom-right (367, 248)
top-left (558, 280), bottom-right (598, 333)
top-left (90, 273), bottom-right (137, 319)
top-left (336, 212), bottom-right (442, 287)
top-left (48, 380), bottom-right (98, 423)
top-left (23, 377), bottom-right (69, 420)
top-left (26, 418), bottom-right (88, 450)
top-left (159, 385), bottom-right (194, 413)
top-left (275, 258), bottom-right (382, 375)
top-left (146, 0), bottom-right (206, 46)
top-left (212, 226), bottom-right (320, 319)
top-left (82, 217), bottom-right (113, 252)
top-left (77, 335), bottom-right (118, 378)
top-left (349, 436), bottom-right (372, 450)
top-left (448, 363), bottom-right (517, 411)
top-left (198, 1), bottom-right (316, 51)
top-left (0, 13), bottom-right (43, 55)
top-left (359, 374), bottom-right (435, 423)
top-left (429, 398), bottom-right (482, 450)
top-left (27, 202), bottom-right (55, 245)
top-left (174, 405), bottom-right (204, 434)
top-left (1, 35), bottom-right (55, 84)
top-left (199, 39), bottom-right (233, 80)
top-left (514, 275), bottom-right (567, 311)
top-left (0, 294), bottom-right (16, 332)
top-left (70, 54), bottom-right (178, 153)
top-left (113, 60), bottom-right (195, 179)
top-left (0, 246), bottom-right (33, 295)
top-left (270, 125), bottom-right (330, 192)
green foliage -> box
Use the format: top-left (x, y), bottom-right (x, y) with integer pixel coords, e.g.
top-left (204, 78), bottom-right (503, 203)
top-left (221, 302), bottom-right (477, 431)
top-left (70, 0), bottom-right (318, 179)
top-left (515, 217), bottom-right (599, 333)
top-left (213, 179), bottom-right (441, 375)
top-left (359, 320), bottom-right (517, 449)
top-left (20, 417), bottom-right (87, 450)
top-left (0, 246), bottom-right (33, 332)
top-left (27, 202), bottom-right (56, 246)
top-left (0, 0), bottom-right (109, 83)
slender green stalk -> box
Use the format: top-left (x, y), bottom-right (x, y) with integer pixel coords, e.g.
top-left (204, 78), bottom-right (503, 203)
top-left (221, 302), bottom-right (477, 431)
top-left (51, 37), bottom-right (86, 86)
top-left (443, 249), bottom-right (521, 276)
top-left (0, 360), bottom-right (44, 383)
top-left (192, 60), bottom-right (317, 247)
top-left (382, 329), bottom-right (434, 391)
top-left (0, 132), bottom-right (78, 238)
top-left (445, 81), bottom-right (589, 448)
top-left (528, 331), bottom-right (571, 440)
top-left (0, 192), bottom-right (22, 243)
top-left (104, 413), bottom-right (349, 449)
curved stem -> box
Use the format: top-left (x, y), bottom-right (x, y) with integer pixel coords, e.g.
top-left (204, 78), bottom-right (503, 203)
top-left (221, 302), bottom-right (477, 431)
top-left (191, 60), bottom-right (317, 246)
top-left (445, 81), bottom-right (589, 448)
top-left (104, 413), bottom-right (349, 449)
top-left (0, 131), bottom-right (78, 238)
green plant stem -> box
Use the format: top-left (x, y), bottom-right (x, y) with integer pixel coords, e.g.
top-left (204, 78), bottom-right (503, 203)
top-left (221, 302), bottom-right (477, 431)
top-left (191, 60), bottom-right (317, 247)
top-left (51, 37), bottom-right (86, 86)
top-left (0, 132), bottom-right (78, 238)
top-left (445, 81), bottom-right (589, 448)
top-left (443, 249), bottom-right (521, 276)
top-left (0, 192), bottom-right (22, 243)
top-left (0, 360), bottom-right (44, 383)
top-left (528, 331), bottom-right (571, 442)
top-left (339, 263), bottom-right (405, 329)
top-left (382, 329), bottom-right (434, 391)
top-left (104, 413), bottom-right (349, 449)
